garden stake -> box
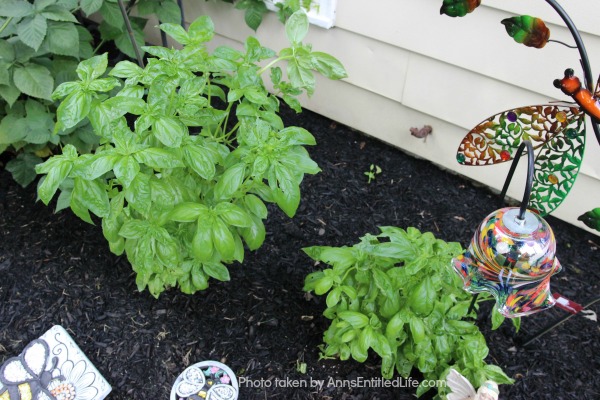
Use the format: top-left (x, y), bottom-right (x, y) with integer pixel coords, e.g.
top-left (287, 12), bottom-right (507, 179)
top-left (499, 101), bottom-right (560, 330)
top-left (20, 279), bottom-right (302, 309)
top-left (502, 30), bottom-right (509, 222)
top-left (117, 0), bottom-right (145, 67)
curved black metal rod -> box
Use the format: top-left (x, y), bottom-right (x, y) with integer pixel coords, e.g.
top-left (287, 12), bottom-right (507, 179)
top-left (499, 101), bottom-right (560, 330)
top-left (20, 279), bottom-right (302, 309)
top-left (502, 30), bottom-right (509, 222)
top-left (499, 140), bottom-right (535, 220)
top-left (545, 0), bottom-right (600, 146)
top-left (117, 0), bottom-right (145, 68)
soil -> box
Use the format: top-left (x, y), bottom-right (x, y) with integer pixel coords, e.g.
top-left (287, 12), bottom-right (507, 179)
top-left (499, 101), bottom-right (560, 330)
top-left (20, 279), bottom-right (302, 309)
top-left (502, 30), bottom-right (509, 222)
top-left (1, 105), bottom-right (599, 400)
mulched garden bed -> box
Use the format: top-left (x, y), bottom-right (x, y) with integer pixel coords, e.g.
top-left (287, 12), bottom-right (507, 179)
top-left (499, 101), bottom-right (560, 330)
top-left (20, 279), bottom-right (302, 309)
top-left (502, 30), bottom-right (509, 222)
top-left (1, 105), bottom-right (599, 399)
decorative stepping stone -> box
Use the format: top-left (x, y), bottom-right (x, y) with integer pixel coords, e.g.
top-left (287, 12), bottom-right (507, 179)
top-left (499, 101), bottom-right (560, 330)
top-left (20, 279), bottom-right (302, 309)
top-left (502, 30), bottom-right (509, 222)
top-left (0, 325), bottom-right (111, 400)
top-left (171, 361), bottom-right (239, 400)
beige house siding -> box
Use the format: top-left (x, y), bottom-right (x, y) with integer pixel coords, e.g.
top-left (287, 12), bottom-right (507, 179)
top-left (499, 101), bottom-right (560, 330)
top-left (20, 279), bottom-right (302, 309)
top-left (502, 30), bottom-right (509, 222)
top-left (149, 0), bottom-right (600, 233)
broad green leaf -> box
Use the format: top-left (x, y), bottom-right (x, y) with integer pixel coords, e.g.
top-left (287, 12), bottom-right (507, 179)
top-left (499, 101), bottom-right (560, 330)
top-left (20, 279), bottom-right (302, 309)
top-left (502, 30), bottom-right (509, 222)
top-left (211, 218), bottom-right (235, 260)
top-left (158, 23), bottom-right (188, 44)
top-left (169, 202), bottom-right (209, 222)
top-left (76, 53), bottom-right (108, 82)
top-left (80, 0), bottom-right (103, 15)
top-left (483, 364), bottom-right (515, 384)
top-left (41, 6), bottom-right (78, 23)
top-left (491, 307), bottom-right (505, 330)
top-left (0, 0), bottom-right (34, 18)
top-left (52, 81), bottom-right (80, 99)
top-left (0, 85), bottom-right (21, 107)
top-left (240, 214), bottom-right (265, 250)
top-left (113, 155), bottom-right (139, 187)
top-left (153, 117), bottom-right (186, 148)
top-left (155, 1), bottom-right (181, 25)
top-left (99, 1), bottom-right (124, 29)
top-left (273, 185), bottom-right (300, 217)
top-left (183, 144), bottom-right (217, 180)
top-left (125, 173), bottom-right (151, 215)
top-left (243, 194), bottom-right (267, 218)
top-left (71, 153), bottom-right (117, 180)
top-left (104, 95), bottom-right (145, 115)
top-left (45, 21), bottom-right (79, 57)
top-left (285, 10), bottom-right (309, 43)
top-left (188, 15), bottom-right (214, 43)
top-left (119, 219), bottom-right (150, 239)
top-left (214, 163), bottom-right (246, 200)
top-left (37, 158), bottom-right (73, 204)
top-left (13, 63), bottom-right (53, 100)
top-left (287, 59), bottom-right (314, 91)
top-left (203, 262), bottom-right (230, 282)
top-left (135, 148), bottom-right (184, 169)
top-left (408, 277), bottom-right (435, 317)
top-left (215, 202), bottom-right (252, 227)
top-left (0, 114), bottom-right (27, 144)
top-left (309, 51), bottom-right (347, 80)
top-left (192, 221), bottom-right (214, 261)
top-left (109, 60), bottom-right (143, 79)
top-left (55, 90), bottom-right (92, 131)
top-left (88, 77), bottom-right (120, 92)
top-left (72, 177), bottom-right (110, 218)
top-left (280, 126), bottom-right (316, 146)
top-left (6, 153), bottom-right (42, 187)
top-left (241, 0), bottom-right (267, 31)
top-left (17, 14), bottom-right (47, 51)
top-left (409, 316), bottom-right (426, 343)
top-left (314, 275), bottom-right (333, 295)
top-left (338, 311), bottom-right (369, 329)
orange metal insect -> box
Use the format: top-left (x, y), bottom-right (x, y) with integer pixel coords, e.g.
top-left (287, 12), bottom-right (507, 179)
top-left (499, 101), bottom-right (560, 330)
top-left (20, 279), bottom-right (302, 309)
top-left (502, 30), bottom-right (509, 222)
top-left (554, 68), bottom-right (600, 122)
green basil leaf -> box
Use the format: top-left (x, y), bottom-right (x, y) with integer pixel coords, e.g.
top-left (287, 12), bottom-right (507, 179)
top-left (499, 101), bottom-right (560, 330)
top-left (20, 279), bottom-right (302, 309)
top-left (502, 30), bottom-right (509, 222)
top-left (309, 51), bottom-right (347, 80)
top-left (214, 202), bottom-right (252, 228)
top-left (113, 155), bottom-right (140, 187)
top-left (119, 219), bottom-right (149, 239)
top-left (491, 306), bottom-right (505, 330)
top-left (409, 316), bottom-right (426, 344)
top-left (214, 163), bottom-right (246, 200)
top-left (285, 10), bottom-right (309, 43)
top-left (240, 214), bottom-right (265, 250)
top-left (159, 23), bottom-right (188, 44)
top-left (192, 220), bottom-right (214, 261)
top-left (135, 147), bottom-right (184, 169)
top-left (338, 311), bottom-right (369, 329)
top-left (183, 144), bottom-right (217, 180)
top-left (72, 177), bottom-right (110, 218)
top-left (273, 185), bottom-right (300, 218)
top-left (409, 277), bottom-right (435, 317)
top-left (153, 117), bottom-right (186, 148)
top-left (169, 202), bottom-right (209, 222)
top-left (243, 194), bottom-right (267, 218)
top-left (55, 89), bottom-right (92, 131)
top-left (109, 60), bottom-right (143, 79)
top-left (76, 53), bottom-right (108, 82)
top-left (203, 262), bottom-right (231, 282)
top-left (211, 218), bottom-right (236, 260)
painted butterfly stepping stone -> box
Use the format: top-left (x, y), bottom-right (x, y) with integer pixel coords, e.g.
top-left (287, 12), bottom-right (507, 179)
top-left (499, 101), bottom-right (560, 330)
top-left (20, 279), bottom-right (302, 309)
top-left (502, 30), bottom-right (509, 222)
top-left (171, 361), bottom-right (239, 400)
top-left (0, 325), bottom-right (111, 400)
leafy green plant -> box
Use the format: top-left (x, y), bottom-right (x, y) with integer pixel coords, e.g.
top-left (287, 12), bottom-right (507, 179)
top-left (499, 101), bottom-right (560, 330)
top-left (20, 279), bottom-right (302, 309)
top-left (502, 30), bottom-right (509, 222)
top-left (0, 0), bottom-right (184, 186)
top-left (364, 163), bottom-right (381, 183)
top-left (303, 227), bottom-right (513, 398)
top-left (0, 0), bottom-right (97, 186)
top-left (35, 11), bottom-right (346, 297)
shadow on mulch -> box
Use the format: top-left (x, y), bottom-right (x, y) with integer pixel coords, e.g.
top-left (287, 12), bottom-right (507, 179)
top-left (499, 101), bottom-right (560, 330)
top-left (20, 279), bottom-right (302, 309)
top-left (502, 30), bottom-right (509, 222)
top-left (1, 105), bottom-right (599, 400)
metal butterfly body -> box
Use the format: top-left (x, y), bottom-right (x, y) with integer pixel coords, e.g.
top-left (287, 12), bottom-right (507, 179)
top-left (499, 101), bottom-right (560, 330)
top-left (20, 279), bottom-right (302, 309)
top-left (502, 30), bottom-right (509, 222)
top-left (456, 68), bottom-right (597, 216)
top-left (0, 340), bottom-right (62, 400)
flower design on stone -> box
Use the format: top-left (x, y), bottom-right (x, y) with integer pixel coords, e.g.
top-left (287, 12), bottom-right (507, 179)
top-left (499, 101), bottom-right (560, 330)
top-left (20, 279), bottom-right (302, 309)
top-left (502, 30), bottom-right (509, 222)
top-left (46, 360), bottom-right (99, 400)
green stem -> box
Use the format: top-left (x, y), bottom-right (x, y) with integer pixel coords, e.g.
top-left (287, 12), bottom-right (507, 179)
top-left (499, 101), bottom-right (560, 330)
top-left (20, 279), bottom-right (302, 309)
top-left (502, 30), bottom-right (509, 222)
top-left (0, 17), bottom-right (13, 35)
top-left (258, 56), bottom-right (293, 75)
top-left (93, 39), bottom-right (106, 55)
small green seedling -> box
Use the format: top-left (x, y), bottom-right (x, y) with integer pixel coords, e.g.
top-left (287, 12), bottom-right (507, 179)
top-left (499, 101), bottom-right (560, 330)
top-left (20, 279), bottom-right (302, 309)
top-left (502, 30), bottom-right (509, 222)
top-left (364, 164), bottom-right (382, 183)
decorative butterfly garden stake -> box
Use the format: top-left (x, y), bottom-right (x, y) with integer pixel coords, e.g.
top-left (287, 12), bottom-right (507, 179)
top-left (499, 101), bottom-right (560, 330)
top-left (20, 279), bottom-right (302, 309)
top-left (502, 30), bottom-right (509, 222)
top-left (442, 0), bottom-right (600, 226)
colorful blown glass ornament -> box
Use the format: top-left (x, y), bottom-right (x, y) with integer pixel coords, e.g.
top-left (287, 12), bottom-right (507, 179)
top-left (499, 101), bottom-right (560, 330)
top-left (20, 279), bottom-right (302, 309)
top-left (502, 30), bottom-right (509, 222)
top-left (452, 207), bottom-right (561, 317)
top-left (440, 0), bottom-right (481, 17)
top-left (501, 15), bottom-right (550, 49)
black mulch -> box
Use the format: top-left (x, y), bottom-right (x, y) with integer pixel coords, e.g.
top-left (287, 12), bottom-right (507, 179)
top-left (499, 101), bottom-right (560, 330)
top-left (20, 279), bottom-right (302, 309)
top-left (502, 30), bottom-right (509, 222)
top-left (1, 106), bottom-right (599, 400)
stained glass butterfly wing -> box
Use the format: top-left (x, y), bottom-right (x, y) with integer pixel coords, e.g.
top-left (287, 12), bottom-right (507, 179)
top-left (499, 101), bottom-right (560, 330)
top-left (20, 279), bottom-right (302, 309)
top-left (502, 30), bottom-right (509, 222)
top-left (457, 105), bottom-right (586, 216)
